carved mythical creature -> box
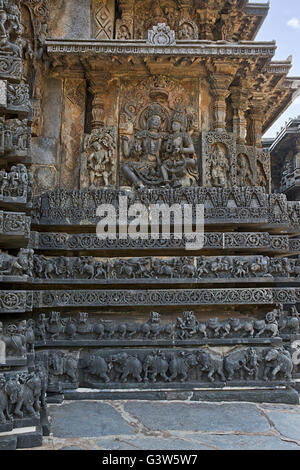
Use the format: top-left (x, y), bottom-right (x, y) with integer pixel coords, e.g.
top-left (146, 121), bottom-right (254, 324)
top-left (278, 306), bottom-right (300, 334)
top-left (229, 318), bottom-right (254, 338)
top-left (253, 316), bottom-right (279, 338)
top-left (206, 318), bottom-right (231, 338)
top-left (0, 322), bottom-right (26, 357)
top-left (34, 314), bottom-right (47, 343)
top-left (93, 320), bottom-right (116, 339)
top-left (176, 311), bottom-right (200, 339)
top-left (140, 312), bottom-right (173, 339)
top-left (0, 248), bottom-right (33, 277)
top-left (46, 312), bottom-right (64, 340)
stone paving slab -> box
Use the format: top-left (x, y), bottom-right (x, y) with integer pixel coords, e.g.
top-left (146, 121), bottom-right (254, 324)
top-left (48, 401), bottom-right (135, 438)
top-left (123, 401), bottom-right (271, 433)
top-left (21, 400), bottom-right (300, 451)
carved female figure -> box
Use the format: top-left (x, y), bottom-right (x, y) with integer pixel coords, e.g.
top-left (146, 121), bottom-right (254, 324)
top-left (162, 108), bottom-right (197, 187)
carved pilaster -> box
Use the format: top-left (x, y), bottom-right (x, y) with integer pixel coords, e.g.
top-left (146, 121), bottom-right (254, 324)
top-left (196, 8), bottom-right (218, 40)
top-left (88, 73), bottom-right (111, 130)
top-left (91, 0), bottom-right (115, 40)
top-left (230, 85), bottom-right (250, 144)
top-left (249, 94), bottom-right (265, 148)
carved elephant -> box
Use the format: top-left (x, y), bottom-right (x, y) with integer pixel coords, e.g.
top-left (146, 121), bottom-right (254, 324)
top-left (83, 355), bottom-right (111, 383)
top-left (224, 348), bottom-right (260, 381)
top-left (263, 348), bottom-right (293, 382)
top-left (111, 353), bottom-right (143, 383)
top-left (143, 353), bottom-right (169, 382)
top-left (0, 377), bottom-right (20, 423)
top-left (168, 352), bottom-right (198, 382)
top-left (197, 350), bottom-right (226, 382)
top-left (13, 373), bottom-right (42, 419)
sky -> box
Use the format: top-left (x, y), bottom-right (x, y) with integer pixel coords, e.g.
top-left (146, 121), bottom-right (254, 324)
top-left (250, 0), bottom-right (300, 138)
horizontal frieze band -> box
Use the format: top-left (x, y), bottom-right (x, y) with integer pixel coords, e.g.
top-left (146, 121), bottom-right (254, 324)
top-left (0, 291), bottom-right (33, 313)
top-left (29, 231), bottom-right (291, 253)
top-left (31, 187), bottom-right (299, 229)
top-left (33, 288), bottom-right (300, 308)
top-left (45, 39), bottom-right (276, 58)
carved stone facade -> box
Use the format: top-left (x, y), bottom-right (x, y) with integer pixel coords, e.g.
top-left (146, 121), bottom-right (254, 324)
top-left (1, 0), bottom-right (300, 449)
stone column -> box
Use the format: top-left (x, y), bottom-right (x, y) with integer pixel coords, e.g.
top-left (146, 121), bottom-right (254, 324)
top-left (248, 94), bottom-right (265, 148)
top-left (230, 85), bottom-right (250, 144)
top-left (88, 73), bottom-right (111, 130)
top-left (208, 72), bottom-right (235, 132)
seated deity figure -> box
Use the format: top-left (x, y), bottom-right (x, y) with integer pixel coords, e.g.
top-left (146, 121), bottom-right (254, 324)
top-left (161, 108), bottom-right (197, 187)
top-left (122, 105), bottom-right (197, 188)
top-left (121, 106), bottom-right (166, 188)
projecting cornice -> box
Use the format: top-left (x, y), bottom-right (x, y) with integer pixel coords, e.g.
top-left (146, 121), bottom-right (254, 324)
top-left (45, 38), bottom-right (276, 58)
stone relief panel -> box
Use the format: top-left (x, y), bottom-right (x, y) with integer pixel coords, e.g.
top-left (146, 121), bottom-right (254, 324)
top-left (257, 149), bottom-right (271, 193)
top-left (80, 127), bottom-right (117, 189)
top-left (92, 0), bottom-right (115, 39)
top-left (119, 75), bottom-right (199, 189)
top-left (202, 131), bottom-right (236, 187)
top-left (130, 0), bottom-right (199, 41)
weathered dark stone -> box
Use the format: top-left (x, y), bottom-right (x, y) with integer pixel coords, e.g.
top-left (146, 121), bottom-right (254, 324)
top-left (0, 436), bottom-right (17, 451)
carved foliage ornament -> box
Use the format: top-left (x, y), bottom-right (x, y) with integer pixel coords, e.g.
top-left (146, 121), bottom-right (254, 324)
top-left (147, 23), bottom-right (176, 46)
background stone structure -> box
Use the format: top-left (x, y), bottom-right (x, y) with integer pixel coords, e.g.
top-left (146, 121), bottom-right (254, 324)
top-left (1, 0), bottom-right (300, 450)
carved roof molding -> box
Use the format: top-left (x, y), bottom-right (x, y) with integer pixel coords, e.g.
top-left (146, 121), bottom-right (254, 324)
top-left (269, 117), bottom-right (300, 154)
top-left (115, 0), bottom-right (269, 41)
top-left (45, 38), bottom-right (276, 59)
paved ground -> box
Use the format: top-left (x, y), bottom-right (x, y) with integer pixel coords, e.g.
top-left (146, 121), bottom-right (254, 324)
top-left (28, 400), bottom-right (300, 450)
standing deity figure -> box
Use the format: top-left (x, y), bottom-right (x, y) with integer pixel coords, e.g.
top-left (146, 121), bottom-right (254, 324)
top-left (87, 139), bottom-right (112, 187)
top-left (237, 155), bottom-right (254, 186)
top-left (209, 144), bottom-right (229, 187)
top-left (122, 107), bottom-right (165, 188)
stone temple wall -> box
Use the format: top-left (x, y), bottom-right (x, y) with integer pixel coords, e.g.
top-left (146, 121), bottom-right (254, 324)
top-left (1, 0), bottom-right (300, 449)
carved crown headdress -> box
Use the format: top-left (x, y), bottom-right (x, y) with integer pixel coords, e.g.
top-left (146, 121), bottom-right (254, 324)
top-left (171, 107), bottom-right (188, 130)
